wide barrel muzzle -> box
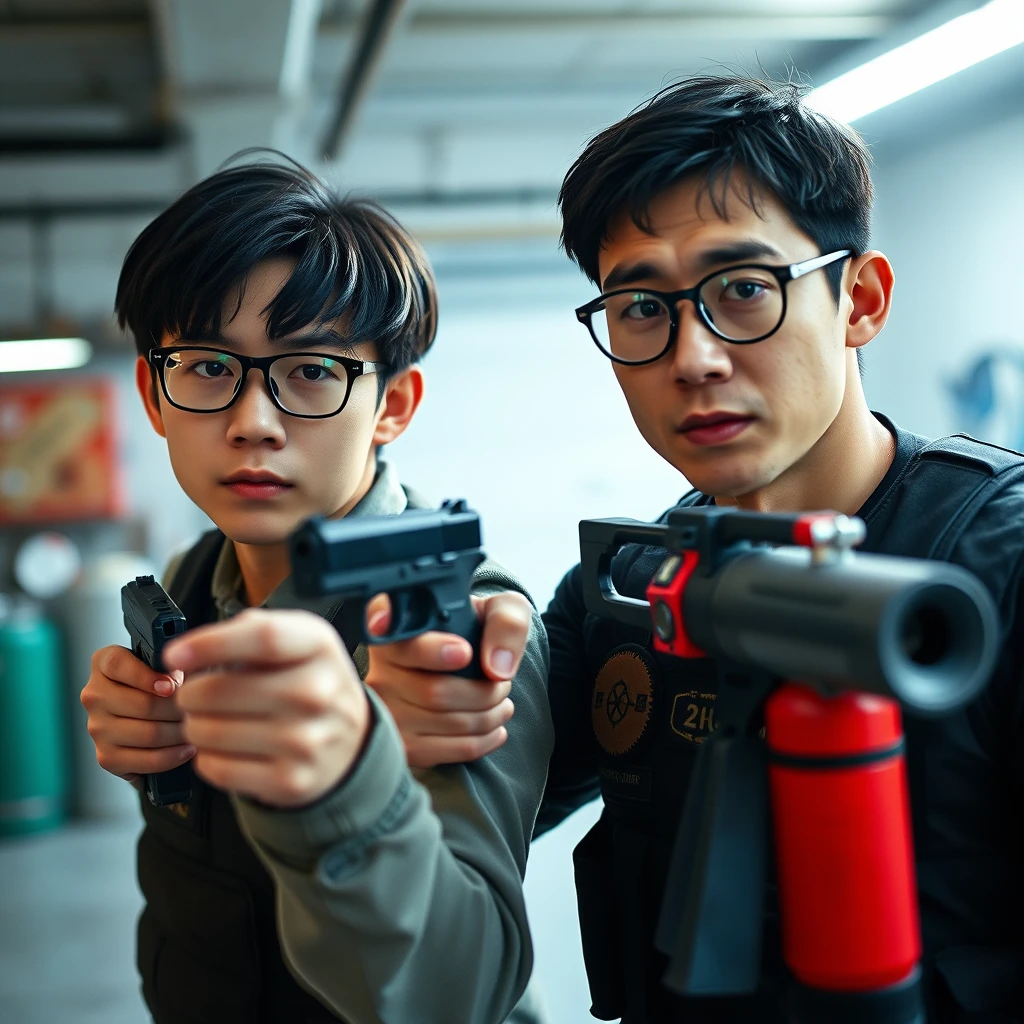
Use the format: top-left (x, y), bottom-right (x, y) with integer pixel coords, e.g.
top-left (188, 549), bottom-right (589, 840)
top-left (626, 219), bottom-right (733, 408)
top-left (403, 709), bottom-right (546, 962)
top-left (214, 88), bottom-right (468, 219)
top-left (687, 547), bottom-right (999, 715)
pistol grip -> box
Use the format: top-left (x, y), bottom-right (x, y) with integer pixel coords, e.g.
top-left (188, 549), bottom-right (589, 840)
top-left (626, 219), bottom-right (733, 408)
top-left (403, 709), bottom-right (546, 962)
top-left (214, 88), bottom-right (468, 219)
top-left (144, 763), bottom-right (193, 806)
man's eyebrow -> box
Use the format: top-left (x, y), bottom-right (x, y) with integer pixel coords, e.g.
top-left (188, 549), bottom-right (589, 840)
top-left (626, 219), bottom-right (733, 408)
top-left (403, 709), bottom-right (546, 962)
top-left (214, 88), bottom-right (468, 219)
top-left (272, 330), bottom-right (354, 352)
top-left (694, 241), bottom-right (787, 269)
top-left (601, 241), bottom-right (789, 293)
top-left (602, 261), bottom-right (666, 291)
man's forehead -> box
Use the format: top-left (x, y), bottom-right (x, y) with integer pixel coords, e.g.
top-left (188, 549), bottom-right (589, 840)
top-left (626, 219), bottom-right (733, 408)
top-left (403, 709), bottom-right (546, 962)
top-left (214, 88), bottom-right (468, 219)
top-left (605, 176), bottom-right (791, 242)
top-left (598, 179), bottom-right (803, 281)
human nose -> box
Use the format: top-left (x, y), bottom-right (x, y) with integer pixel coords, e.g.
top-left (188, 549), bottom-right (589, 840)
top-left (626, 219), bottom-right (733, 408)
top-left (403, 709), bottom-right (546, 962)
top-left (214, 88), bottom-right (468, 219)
top-left (225, 367), bottom-right (286, 446)
top-left (668, 301), bottom-right (733, 386)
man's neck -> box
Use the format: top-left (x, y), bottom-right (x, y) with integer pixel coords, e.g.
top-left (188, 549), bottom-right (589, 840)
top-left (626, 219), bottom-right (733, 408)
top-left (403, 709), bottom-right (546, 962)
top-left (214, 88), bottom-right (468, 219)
top-left (233, 453), bottom-right (379, 608)
top-left (725, 388), bottom-right (895, 517)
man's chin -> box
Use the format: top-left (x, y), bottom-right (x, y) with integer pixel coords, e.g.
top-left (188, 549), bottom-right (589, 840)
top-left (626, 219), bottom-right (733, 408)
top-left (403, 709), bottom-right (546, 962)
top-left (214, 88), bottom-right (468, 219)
top-left (672, 455), bottom-right (775, 501)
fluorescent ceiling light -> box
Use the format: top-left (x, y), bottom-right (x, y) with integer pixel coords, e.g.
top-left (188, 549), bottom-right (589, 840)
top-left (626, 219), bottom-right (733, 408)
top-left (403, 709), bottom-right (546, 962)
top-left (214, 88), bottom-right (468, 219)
top-left (0, 338), bottom-right (93, 373)
top-left (805, 0), bottom-right (1024, 124)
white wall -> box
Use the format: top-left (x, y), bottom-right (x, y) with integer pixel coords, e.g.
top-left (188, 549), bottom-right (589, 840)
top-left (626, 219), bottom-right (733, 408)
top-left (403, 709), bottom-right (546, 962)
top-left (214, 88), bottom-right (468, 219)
top-left (865, 108), bottom-right (1024, 443)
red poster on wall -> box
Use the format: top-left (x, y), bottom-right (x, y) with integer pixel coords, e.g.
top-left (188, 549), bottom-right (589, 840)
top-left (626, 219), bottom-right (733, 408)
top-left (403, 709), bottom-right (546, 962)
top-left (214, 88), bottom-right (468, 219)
top-left (0, 379), bottom-right (124, 523)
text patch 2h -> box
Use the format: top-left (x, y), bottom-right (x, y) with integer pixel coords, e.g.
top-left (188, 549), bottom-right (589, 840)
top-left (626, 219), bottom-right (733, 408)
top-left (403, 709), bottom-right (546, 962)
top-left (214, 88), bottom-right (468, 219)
top-left (592, 645), bottom-right (655, 756)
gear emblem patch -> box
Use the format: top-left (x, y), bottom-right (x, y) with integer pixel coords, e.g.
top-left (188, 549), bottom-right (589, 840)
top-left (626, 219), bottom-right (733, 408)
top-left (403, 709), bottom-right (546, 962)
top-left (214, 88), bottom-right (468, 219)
top-left (592, 645), bottom-right (655, 756)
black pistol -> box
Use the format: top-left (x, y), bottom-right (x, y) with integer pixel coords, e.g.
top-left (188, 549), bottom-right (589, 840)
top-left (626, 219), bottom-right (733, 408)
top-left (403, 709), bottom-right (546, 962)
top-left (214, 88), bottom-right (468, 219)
top-left (121, 575), bottom-right (192, 806)
top-left (289, 499), bottom-right (486, 678)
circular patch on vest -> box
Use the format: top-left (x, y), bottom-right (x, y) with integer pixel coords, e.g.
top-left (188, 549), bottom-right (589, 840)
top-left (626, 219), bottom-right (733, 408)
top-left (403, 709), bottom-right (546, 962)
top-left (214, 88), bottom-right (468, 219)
top-left (592, 644), bottom-right (655, 756)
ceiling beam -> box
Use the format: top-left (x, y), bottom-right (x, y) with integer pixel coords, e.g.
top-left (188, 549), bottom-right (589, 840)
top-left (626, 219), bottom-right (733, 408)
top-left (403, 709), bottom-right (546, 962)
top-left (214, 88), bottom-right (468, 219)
top-left (321, 0), bottom-right (409, 159)
top-left (321, 11), bottom-right (892, 42)
top-left (150, 0), bottom-right (323, 176)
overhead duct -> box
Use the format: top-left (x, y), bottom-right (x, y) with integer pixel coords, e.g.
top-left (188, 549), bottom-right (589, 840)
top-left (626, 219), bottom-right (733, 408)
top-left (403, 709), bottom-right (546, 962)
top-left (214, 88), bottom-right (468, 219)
top-left (321, 0), bottom-right (408, 160)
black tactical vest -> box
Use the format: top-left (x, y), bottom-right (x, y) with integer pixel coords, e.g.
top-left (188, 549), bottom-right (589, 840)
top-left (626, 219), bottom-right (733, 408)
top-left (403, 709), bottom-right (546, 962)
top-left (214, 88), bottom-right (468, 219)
top-left (136, 530), bottom-right (352, 1024)
top-left (574, 434), bottom-right (1024, 1024)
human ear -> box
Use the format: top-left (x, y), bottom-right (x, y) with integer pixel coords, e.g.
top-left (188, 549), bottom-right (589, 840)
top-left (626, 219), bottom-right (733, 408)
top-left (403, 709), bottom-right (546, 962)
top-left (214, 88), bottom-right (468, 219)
top-left (134, 354), bottom-right (167, 438)
top-left (372, 365), bottom-right (425, 446)
top-left (844, 251), bottom-right (895, 352)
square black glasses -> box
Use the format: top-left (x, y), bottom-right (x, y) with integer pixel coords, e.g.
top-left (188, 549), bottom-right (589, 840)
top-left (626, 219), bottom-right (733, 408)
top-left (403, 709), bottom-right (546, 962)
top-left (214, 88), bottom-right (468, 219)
top-left (148, 346), bottom-right (387, 419)
top-left (575, 249), bottom-right (853, 366)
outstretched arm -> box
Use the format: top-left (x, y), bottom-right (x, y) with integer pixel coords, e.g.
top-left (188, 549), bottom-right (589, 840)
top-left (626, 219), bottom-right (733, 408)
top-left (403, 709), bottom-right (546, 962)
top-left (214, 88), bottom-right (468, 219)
top-left (168, 565), bottom-right (553, 1024)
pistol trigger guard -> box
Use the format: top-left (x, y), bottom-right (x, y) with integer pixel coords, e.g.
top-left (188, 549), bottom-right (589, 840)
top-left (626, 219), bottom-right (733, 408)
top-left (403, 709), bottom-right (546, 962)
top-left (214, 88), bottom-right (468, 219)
top-left (365, 588), bottom-right (441, 645)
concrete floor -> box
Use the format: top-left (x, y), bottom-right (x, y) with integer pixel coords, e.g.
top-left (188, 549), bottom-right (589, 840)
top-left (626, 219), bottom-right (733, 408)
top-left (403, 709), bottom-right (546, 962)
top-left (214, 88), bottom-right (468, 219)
top-left (0, 814), bottom-right (148, 1024)
top-left (0, 801), bottom-right (602, 1024)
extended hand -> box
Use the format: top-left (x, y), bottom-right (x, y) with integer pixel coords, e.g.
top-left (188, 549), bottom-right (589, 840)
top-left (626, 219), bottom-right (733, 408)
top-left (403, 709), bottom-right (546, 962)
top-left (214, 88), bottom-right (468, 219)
top-left (365, 591), bottom-right (531, 768)
top-left (163, 609), bottom-right (370, 808)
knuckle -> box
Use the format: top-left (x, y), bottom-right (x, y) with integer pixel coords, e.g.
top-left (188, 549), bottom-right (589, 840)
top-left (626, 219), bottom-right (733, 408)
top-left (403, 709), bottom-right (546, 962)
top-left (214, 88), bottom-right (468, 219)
top-left (296, 671), bottom-right (338, 715)
top-left (457, 737), bottom-right (486, 762)
top-left (91, 646), bottom-right (115, 673)
top-left (280, 726), bottom-right (316, 762)
top-left (141, 720), bottom-right (168, 748)
top-left (495, 592), bottom-right (533, 621)
top-left (277, 765), bottom-right (310, 803)
top-left (181, 715), bottom-right (209, 746)
top-left (481, 708), bottom-right (504, 732)
top-left (80, 683), bottom-right (97, 711)
top-left (254, 618), bottom-right (283, 657)
top-left (424, 679), bottom-right (453, 711)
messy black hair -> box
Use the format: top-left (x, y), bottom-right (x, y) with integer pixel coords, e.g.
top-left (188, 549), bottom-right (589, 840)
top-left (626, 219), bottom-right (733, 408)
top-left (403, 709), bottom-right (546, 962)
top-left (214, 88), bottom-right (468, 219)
top-left (115, 153), bottom-right (437, 380)
top-left (559, 74), bottom-right (874, 309)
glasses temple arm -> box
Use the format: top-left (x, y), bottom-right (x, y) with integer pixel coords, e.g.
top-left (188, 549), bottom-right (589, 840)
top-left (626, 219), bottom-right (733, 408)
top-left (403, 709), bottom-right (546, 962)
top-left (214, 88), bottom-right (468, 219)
top-left (788, 249), bottom-right (853, 280)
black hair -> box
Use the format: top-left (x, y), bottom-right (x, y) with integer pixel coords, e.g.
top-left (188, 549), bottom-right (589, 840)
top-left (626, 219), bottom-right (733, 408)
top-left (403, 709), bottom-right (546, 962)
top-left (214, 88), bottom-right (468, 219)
top-left (115, 153), bottom-right (437, 379)
top-left (559, 73), bottom-right (874, 323)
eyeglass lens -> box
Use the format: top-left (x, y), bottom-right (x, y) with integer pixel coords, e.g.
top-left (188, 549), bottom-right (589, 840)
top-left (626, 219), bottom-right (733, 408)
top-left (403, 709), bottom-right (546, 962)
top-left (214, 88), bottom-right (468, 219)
top-left (589, 266), bottom-right (785, 361)
top-left (161, 349), bottom-right (350, 416)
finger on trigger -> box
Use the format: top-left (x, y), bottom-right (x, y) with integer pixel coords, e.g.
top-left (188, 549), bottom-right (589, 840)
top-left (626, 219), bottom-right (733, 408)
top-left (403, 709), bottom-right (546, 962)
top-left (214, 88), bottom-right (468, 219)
top-left (366, 593), bottom-right (392, 637)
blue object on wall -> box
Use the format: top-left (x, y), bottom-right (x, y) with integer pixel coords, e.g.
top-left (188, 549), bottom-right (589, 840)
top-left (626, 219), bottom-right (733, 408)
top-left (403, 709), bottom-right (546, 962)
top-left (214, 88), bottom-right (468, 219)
top-left (947, 346), bottom-right (1024, 453)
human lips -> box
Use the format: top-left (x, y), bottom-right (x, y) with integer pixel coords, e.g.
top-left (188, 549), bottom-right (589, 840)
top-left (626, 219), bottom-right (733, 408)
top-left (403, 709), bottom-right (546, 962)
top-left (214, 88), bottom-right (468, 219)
top-left (676, 411), bottom-right (756, 446)
top-left (220, 470), bottom-right (294, 499)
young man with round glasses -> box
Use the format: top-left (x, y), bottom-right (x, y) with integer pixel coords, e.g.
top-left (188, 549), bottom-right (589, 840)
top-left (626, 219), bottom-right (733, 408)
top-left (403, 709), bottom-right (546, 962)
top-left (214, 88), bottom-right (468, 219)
top-left (79, 158), bottom-right (554, 1024)
top-left (372, 75), bottom-right (1024, 1022)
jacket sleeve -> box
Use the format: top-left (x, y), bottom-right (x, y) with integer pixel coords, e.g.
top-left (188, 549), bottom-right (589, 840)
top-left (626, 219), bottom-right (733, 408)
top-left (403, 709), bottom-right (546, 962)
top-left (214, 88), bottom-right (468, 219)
top-left (535, 563), bottom-right (601, 836)
top-left (231, 563), bottom-right (554, 1024)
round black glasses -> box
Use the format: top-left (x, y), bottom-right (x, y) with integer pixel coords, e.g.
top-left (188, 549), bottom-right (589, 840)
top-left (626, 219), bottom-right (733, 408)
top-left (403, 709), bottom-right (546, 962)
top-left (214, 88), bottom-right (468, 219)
top-left (575, 249), bottom-right (853, 366)
top-left (148, 346), bottom-right (387, 419)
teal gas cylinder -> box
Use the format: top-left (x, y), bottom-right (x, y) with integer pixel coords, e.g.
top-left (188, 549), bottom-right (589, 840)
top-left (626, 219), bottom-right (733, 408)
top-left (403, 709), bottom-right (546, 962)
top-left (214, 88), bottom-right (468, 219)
top-left (0, 601), bottom-right (68, 837)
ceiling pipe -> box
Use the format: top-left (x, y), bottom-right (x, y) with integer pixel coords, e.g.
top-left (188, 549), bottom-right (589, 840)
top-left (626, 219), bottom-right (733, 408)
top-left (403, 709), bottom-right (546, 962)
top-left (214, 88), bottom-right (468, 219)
top-left (321, 0), bottom-right (408, 160)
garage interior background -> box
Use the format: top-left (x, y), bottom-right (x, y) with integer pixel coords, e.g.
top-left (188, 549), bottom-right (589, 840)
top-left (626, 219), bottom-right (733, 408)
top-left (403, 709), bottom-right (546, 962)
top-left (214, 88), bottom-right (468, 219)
top-left (1, 2), bottom-right (1022, 1022)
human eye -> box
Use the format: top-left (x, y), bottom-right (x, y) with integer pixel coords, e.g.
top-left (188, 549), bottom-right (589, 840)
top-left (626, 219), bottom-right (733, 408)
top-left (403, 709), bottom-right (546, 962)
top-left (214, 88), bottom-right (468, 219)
top-left (167, 352), bottom-right (234, 378)
top-left (716, 273), bottom-right (776, 305)
top-left (191, 358), bottom-right (234, 379)
top-left (620, 294), bottom-right (666, 323)
top-left (288, 359), bottom-right (342, 383)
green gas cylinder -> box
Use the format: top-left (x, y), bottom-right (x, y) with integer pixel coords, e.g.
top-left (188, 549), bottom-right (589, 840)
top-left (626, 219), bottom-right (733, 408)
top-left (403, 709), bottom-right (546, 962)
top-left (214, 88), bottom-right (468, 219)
top-left (0, 600), bottom-right (68, 837)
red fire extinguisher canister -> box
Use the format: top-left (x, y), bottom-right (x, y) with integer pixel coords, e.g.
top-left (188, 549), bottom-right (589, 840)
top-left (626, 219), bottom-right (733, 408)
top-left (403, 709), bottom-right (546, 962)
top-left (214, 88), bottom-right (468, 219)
top-left (765, 683), bottom-right (922, 993)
